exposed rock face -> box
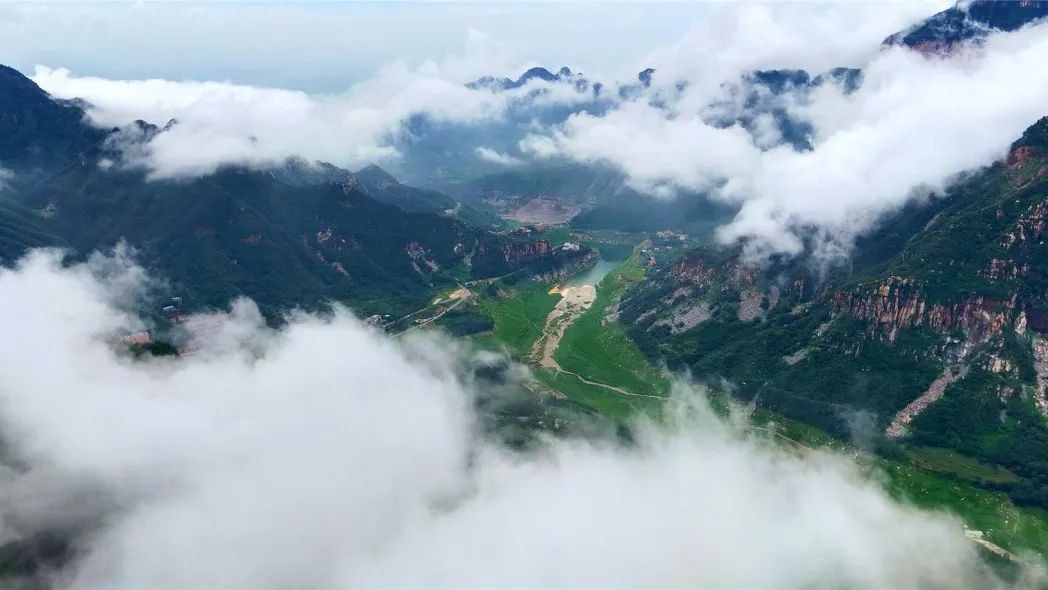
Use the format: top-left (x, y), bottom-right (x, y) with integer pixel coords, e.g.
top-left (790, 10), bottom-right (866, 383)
top-left (1008, 146), bottom-right (1044, 168)
top-left (1032, 336), bottom-right (1048, 420)
top-left (738, 289), bottom-right (764, 321)
top-left (652, 302), bottom-right (712, 334)
top-left (831, 277), bottom-right (1014, 344)
top-left (532, 249), bottom-right (598, 283)
top-left (500, 240), bottom-right (553, 264)
top-left (1003, 198), bottom-right (1048, 248)
top-left (670, 255), bottom-right (720, 286)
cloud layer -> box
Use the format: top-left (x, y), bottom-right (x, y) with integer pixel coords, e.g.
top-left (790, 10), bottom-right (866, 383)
top-left (23, 1), bottom-right (1048, 263)
top-left (0, 249), bottom-right (1024, 588)
top-left (527, 19), bottom-right (1048, 263)
top-left (33, 63), bottom-right (517, 178)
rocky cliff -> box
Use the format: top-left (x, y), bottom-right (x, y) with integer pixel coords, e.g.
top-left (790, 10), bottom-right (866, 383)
top-left (831, 277), bottom-right (1015, 345)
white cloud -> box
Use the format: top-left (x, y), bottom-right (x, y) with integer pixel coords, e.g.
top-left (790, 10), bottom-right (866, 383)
top-left (32, 64), bottom-right (519, 178)
top-left (530, 20), bottom-right (1048, 263)
top-left (719, 26), bottom-right (1048, 262)
top-left (0, 248), bottom-right (1030, 588)
top-left (31, 58), bottom-right (605, 179)
top-left (637, 1), bottom-right (947, 108)
top-left (475, 146), bottom-right (524, 167)
top-left (522, 101), bottom-right (761, 196)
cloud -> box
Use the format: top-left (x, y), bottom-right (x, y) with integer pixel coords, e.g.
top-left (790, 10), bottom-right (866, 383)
top-left (719, 26), bottom-right (1048, 262)
top-left (637, 1), bottom-right (946, 103)
top-left (32, 57), bottom-right (607, 179)
top-left (32, 64), bottom-right (520, 178)
top-left (522, 102), bottom-right (761, 196)
top-left (475, 146), bottom-right (524, 167)
top-left (0, 248), bottom-right (1029, 588)
top-left (529, 21), bottom-right (1048, 264)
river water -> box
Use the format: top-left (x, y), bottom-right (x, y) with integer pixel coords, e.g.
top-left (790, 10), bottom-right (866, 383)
top-left (565, 259), bottom-right (623, 289)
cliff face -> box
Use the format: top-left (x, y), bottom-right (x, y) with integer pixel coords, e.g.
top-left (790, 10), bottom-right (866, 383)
top-left (500, 240), bottom-right (553, 264)
top-left (831, 277), bottom-right (1014, 344)
top-left (532, 249), bottom-right (598, 283)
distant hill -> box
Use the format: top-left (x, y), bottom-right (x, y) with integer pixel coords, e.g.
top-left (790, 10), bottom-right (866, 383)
top-left (354, 164), bottom-right (503, 228)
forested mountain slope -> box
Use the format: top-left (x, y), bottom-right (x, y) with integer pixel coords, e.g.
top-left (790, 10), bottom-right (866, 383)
top-left (0, 64), bottom-right (581, 318)
top-left (620, 117), bottom-right (1048, 508)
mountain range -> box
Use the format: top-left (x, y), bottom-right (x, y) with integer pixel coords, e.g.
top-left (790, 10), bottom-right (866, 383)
top-left (0, 65), bottom-right (587, 320)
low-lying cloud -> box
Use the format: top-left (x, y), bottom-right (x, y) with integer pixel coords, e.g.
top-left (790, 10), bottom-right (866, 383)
top-left (0, 249), bottom-right (1032, 588)
top-left (32, 58), bottom-right (597, 179)
top-left (32, 64), bottom-right (518, 178)
top-left (475, 146), bottom-right (524, 167)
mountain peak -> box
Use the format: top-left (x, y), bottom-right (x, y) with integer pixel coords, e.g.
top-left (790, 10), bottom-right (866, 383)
top-left (355, 164), bottom-right (399, 186)
top-left (884, 0), bottom-right (1048, 53)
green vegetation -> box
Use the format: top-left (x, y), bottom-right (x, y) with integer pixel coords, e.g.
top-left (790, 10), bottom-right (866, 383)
top-left (757, 406), bottom-right (1048, 555)
top-left (435, 309), bottom-right (495, 337)
top-left (882, 458), bottom-right (1048, 554)
top-left (534, 369), bottom-right (661, 423)
top-left (476, 281), bottom-right (559, 358)
top-left (906, 446), bottom-right (1022, 486)
top-left (129, 341), bottom-right (179, 358)
top-left (554, 257), bottom-right (670, 398)
top-left (911, 367), bottom-right (1048, 508)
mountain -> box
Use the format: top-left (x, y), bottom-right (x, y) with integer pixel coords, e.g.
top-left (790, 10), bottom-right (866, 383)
top-left (467, 66), bottom-right (597, 94)
top-left (0, 64), bottom-right (105, 172)
top-left (884, 0), bottom-right (1048, 52)
top-left (617, 117), bottom-right (1048, 509)
top-left (354, 164), bottom-right (503, 228)
top-left (0, 65), bottom-right (585, 319)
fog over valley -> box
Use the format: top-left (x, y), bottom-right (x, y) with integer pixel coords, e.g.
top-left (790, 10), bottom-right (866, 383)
top-left (0, 250), bottom-right (1014, 588)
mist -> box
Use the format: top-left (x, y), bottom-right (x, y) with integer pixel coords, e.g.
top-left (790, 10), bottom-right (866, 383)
top-left (0, 248), bottom-right (1030, 588)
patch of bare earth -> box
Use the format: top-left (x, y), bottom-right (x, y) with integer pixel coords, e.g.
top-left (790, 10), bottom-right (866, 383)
top-left (532, 285), bottom-right (596, 371)
top-left (653, 302), bottom-right (711, 334)
top-left (782, 348), bottom-right (809, 366)
top-left (885, 365), bottom-right (969, 439)
top-left (502, 198), bottom-right (581, 226)
top-left (738, 289), bottom-right (763, 321)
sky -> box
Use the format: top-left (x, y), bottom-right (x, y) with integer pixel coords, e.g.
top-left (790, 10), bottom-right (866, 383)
top-left (0, 1), bottom-right (713, 92)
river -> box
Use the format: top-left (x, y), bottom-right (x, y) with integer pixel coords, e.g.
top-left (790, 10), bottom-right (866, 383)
top-left (565, 258), bottom-right (623, 289)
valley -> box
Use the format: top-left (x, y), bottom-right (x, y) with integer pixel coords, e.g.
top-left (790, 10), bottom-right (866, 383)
top-left (4, 0), bottom-right (1048, 585)
top-left (458, 240), bottom-right (1048, 560)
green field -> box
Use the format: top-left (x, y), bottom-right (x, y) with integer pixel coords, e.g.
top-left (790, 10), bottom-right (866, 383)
top-left (882, 457), bottom-right (1048, 554)
top-left (475, 281), bottom-right (559, 358)
top-left (906, 446), bottom-right (1024, 486)
top-left (533, 369), bottom-right (662, 422)
top-left (554, 256), bottom-right (670, 398)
